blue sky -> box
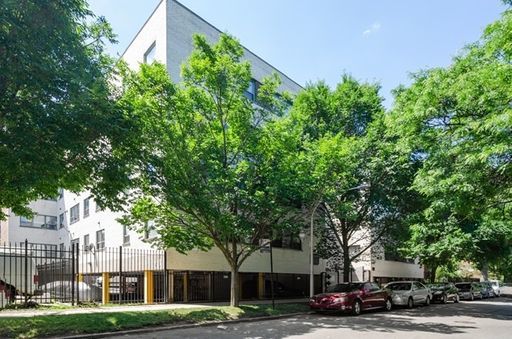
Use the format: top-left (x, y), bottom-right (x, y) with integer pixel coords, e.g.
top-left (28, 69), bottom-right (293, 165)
top-left (88, 0), bottom-right (506, 107)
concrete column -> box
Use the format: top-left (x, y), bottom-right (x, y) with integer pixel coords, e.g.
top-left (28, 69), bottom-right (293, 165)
top-left (183, 271), bottom-right (189, 302)
top-left (258, 272), bottom-right (265, 299)
top-left (101, 272), bottom-right (110, 305)
top-left (144, 270), bottom-right (154, 304)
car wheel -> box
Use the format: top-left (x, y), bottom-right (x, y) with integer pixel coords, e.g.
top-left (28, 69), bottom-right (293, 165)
top-left (352, 300), bottom-right (362, 316)
top-left (442, 294), bottom-right (447, 304)
top-left (407, 297), bottom-right (414, 309)
top-left (425, 296), bottom-right (431, 306)
top-left (454, 295), bottom-right (460, 303)
top-left (385, 298), bottom-right (392, 312)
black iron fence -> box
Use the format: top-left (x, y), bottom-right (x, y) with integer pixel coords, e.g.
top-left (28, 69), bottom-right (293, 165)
top-left (1, 241), bottom-right (319, 309)
top-left (0, 241), bottom-right (166, 308)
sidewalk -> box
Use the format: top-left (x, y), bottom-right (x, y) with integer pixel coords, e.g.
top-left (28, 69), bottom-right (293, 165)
top-left (0, 298), bottom-right (308, 318)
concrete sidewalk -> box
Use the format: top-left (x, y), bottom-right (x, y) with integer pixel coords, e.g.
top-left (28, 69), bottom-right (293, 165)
top-left (0, 298), bottom-right (308, 318)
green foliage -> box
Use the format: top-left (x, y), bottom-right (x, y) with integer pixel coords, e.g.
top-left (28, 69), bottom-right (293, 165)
top-left (286, 76), bottom-right (420, 280)
top-left (116, 34), bottom-right (302, 306)
top-left (0, 0), bottom-right (124, 217)
top-left (390, 8), bottom-right (512, 274)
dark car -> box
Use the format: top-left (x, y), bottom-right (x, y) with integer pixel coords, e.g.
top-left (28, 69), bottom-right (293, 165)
top-left (309, 282), bottom-right (392, 315)
top-left (428, 282), bottom-right (460, 303)
top-left (455, 282), bottom-right (482, 301)
top-left (480, 282), bottom-right (495, 298)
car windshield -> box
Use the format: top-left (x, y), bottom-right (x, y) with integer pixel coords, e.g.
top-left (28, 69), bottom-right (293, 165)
top-left (492, 282), bottom-right (498, 286)
top-left (385, 282), bottom-right (411, 291)
top-left (455, 283), bottom-right (471, 290)
top-left (327, 283), bottom-right (363, 293)
top-left (429, 283), bottom-right (446, 288)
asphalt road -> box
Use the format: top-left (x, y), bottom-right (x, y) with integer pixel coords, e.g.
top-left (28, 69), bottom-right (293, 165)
top-left (115, 298), bottom-right (512, 339)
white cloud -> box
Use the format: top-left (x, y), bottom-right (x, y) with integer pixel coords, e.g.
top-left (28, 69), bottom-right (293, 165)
top-left (363, 22), bottom-right (381, 37)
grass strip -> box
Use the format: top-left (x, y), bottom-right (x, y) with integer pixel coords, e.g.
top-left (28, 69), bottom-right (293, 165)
top-left (0, 303), bottom-right (308, 338)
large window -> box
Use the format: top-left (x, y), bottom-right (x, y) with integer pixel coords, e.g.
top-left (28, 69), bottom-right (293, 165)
top-left (96, 229), bottom-right (105, 251)
top-left (20, 215), bottom-right (57, 230)
top-left (271, 232), bottom-right (302, 250)
top-left (143, 41), bottom-right (156, 64)
top-left (70, 204), bottom-right (80, 224)
top-left (83, 197), bottom-right (90, 218)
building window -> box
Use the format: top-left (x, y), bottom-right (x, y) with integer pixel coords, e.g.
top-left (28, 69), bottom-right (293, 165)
top-left (71, 238), bottom-right (79, 249)
top-left (70, 204), bottom-right (80, 224)
top-left (244, 79), bottom-right (259, 102)
top-left (143, 41), bottom-right (156, 64)
top-left (58, 188), bottom-right (64, 200)
top-left (96, 229), bottom-right (105, 251)
top-left (20, 215), bottom-right (57, 230)
top-left (59, 213), bottom-right (65, 229)
top-left (83, 197), bottom-right (90, 218)
top-left (123, 225), bottom-right (130, 245)
top-left (84, 234), bottom-right (90, 251)
top-left (271, 231), bottom-right (302, 251)
top-left (95, 198), bottom-right (102, 212)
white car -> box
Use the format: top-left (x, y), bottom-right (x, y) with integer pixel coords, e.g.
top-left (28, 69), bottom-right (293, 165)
top-left (384, 281), bottom-right (432, 308)
top-left (490, 280), bottom-right (501, 297)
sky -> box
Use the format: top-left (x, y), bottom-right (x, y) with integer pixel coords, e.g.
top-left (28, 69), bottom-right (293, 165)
top-left (88, 0), bottom-right (507, 108)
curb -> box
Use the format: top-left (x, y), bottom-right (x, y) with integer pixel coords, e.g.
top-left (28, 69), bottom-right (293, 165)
top-left (55, 311), bottom-right (313, 339)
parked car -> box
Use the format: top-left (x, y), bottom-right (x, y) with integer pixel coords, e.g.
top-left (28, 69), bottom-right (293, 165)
top-left (309, 282), bottom-right (392, 315)
top-left (455, 282), bottom-right (482, 301)
top-left (40, 281), bottom-right (101, 301)
top-left (384, 281), bottom-right (432, 308)
top-left (490, 280), bottom-right (501, 297)
top-left (479, 282), bottom-right (495, 298)
top-left (428, 282), bottom-right (460, 303)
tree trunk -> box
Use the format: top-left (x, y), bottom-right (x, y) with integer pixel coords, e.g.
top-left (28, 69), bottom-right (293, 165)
top-left (481, 262), bottom-right (489, 281)
top-left (342, 246), bottom-right (351, 282)
top-left (429, 264), bottom-right (438, 283)
top-left (230, 265), bottom-right (240, 307)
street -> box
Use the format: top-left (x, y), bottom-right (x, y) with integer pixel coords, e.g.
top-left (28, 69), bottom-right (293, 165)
top-left (116, 298), bottom-right (512, 339)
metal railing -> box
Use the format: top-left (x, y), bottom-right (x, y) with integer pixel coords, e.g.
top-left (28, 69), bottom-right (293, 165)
top-left (0, 240), bottom-right (166, 308)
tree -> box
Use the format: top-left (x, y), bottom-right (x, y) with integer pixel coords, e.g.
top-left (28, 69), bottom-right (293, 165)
top-left (116, 34), bottom-right (304, 306)
top-left (389, 7), bottom-right (512, 278)
top-left (0, 0), bottom-right (125, 218)
top-left (288, 78), bottom-right (420, 282)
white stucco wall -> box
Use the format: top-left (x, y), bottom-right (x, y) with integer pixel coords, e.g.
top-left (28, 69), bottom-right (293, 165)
top-left (121, 0), bottom-right (167, 70)
top-left (167, 236), bottom-right (325, 274)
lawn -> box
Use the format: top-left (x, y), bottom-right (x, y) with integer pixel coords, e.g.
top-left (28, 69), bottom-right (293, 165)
top-left (0, 303), bottom-right (309, 338)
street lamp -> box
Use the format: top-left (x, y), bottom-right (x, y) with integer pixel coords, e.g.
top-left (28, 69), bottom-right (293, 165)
top-left (307, 183), bottom-right (370, 298)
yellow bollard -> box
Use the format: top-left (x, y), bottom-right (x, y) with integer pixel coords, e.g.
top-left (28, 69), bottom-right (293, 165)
top-left (258, 272), bottom-right (265, 299)
top-left (144, 270), bottom-right (154, 304)
top-left (102, 272), bottom-right (110, 304)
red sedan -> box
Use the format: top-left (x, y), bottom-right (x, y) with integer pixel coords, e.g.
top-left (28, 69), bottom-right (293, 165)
top-left (309, 282), bottom-right (392, 315)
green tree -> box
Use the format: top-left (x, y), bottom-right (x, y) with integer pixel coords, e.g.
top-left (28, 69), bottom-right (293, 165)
top-left (288, 78), bottom-right (420, 282)
top-left (0, 0), bottom-right (123, 218)
top-left (117, 34), bottom-right (303, 306)
top-left (390, 7), bottom-right (512, 279)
